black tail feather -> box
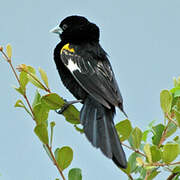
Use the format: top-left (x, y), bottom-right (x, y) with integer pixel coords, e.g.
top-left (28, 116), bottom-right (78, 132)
top-left (80, 96), bottom-right (127, 168)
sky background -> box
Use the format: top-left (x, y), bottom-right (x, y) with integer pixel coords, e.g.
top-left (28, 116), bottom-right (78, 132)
top-left (0, 0), bottom-right (180, 179)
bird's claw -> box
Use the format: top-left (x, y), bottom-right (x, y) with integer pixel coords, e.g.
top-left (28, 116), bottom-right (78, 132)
top-left (55, 99), bottom-right (83, 114)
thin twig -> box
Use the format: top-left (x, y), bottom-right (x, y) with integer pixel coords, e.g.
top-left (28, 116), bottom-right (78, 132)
top-left (1, 49), bottom-right (35, 119)
top-left (121, 142), bottom-right (146, 157)
top-left (1, 50), bottom-right (20, 84)
top-left (166, 173), bottom-right (178, 180)
top-left (158, 121), bottom-right (169, 148)
top-left (0, 49), bottom-right (66, 180)
top-left (158, 112), bottom-right (179, 148)
top-left (46, 144), bottom-right (66, 180)
top-left (144, 161), bottom-right (180, 167)
top-left (128, 174), bottom-right (134, 180)
top-left (166, 113), bottom-right (178, 126)
top-left (25, 71), bottom-right (51, 93)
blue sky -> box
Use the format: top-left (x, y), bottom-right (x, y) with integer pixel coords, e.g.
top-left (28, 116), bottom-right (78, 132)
top-left (1, 0), bottom-right (180, 179)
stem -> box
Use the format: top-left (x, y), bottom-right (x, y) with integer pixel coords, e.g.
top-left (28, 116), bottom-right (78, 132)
top-left (158, 122), bottom-right (169, 148)
top-left (26, 71), bottom-right (51, 93)
top-left (167, 173), bottom-right (178, 180)
top-left (1, 50), bottom-right (35, 120)
top-left (158, 112), bottom-right (178, 148)
top-left (121, 142), bottom-right (146, 157)
top-left (145, 170), bottom-right (150, 180)
top-left (46, 144), bottom-right (66, 180)
top-left (1, 50), bottom-right (20, 84)
top-left (128, 174), bottom-right (134, 180)
top-left (166, 113), bottom-right (178, 126)
top-left (24, 94), bottom-right (35, 120)
top-left (145, 161), bottom-right (180, 167)
top-left (1, 49), bottom-right (66, 180)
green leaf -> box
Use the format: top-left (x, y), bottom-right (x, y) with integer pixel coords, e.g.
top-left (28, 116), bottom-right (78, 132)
top-left (28, 74), bottom-right (44, 89)
top-left (160, 90), bottom-right (172, 113)
top-left (34, 124), bottom-right (49, 144)
top-left (14, 86), bottom-right (24, 95)
top-left (33, 103), bottom-right (49, 125)
top-left (165, 122), bottom-right (177, 138)
top-left (174, 89), bottom-right (180, 98)
top-left (150, 145), bottom-right (161, 162)
top-left (39, 67), bottom-right (49, 88)
top-left (74, 125), bottom-right (84, 134)
top-left (63, 104), bottom-right (80, 124)
top-left (26, 66), bottom-right (45, 89)
top-left (175, 99), bottom-right (180, 127)
top-left (41, 93), bottom-right (64, 110)
top-left (14, 99), bottom-right (33, 117)
top-left (116, 119), bottom-right (133, 141)
top-left (6, 44), bottom-right (12, 59)
top-left (19, 71), bottom-right (28, 92)
top-left (147, 170), bottom-right (160, 180)
top-left (68, 168), bottom-right (82, 180)
top-left (55, 146), bottom-right (73, 171)
top-left (130, 127), bottom-right (142, 149)
top-left (128, 152), bottom-right (141, 173)
top-left (32, 90), bottom-right (41, 109)
top-left (42, 93), bottom-right (80, 124)
top-left (152, 124), bottom-right (165, 146)
top-left (173, 166), bottom-right (180, 173)
top-left (14, 99), bottom-right (25, 108)
top-left (144, 144), bottom-right (152, 163)
top-left (27, 66), bottom-right (36, 74)
top-left (162, 143), bottom-right (179, 163)
top-left (142, 130), bottom-right (150, 142)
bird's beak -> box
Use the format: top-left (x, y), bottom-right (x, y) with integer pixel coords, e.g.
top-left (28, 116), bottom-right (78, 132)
top-left (50, 25), bottom-right (63, 35)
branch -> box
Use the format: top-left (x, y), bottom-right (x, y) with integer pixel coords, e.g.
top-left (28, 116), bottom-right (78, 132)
top-left (144, 161), bottom-right (180, 167)
top-left (121, 142), bottom-right (146, 157)
top-left (1, 48), bottom-right (35, 120)
top-left (166, 173), bottom-right (178, 180)
top-left (0, 48), bottom-right (66, 180)
top-left (166, 113), bottom-right (178, 126)
top-left (128, 174), bottom-right (134, 180)
top-left (46, 144), bottom-right (66, 180)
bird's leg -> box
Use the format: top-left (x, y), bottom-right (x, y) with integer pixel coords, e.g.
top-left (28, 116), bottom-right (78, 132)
top-left (56, 99), bottom-right (82, 114)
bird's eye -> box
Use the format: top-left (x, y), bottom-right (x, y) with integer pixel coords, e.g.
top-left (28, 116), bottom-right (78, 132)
top-left (62, 24), bottom-right (68, 30)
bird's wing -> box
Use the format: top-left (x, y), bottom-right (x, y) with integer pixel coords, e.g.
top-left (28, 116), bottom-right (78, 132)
top-left (60, 43), bottom-right (124, 110)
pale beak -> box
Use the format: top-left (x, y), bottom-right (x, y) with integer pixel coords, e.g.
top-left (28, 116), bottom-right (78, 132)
top-left (49, 25), bottom-right (63, 35)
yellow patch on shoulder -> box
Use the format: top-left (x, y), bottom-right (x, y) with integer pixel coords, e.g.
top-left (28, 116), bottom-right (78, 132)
top-left (60, 43), bottom-right (75, 54)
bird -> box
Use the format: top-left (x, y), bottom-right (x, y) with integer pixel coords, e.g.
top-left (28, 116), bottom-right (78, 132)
top-left (50, 15), bottom-right (127, 168)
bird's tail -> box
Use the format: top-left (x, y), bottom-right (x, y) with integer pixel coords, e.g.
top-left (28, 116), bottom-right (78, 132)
top-left (80, 96), bottom-right (127, 168)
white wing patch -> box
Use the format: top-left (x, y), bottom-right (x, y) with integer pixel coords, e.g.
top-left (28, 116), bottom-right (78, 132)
top-left (67, 58), bottom-right (81, 72)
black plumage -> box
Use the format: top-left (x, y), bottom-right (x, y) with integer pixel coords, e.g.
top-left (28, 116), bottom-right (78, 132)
top-left (52, 15), bottom-right (127, 168)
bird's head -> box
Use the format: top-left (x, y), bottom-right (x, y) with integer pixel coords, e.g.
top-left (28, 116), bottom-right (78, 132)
top-left (50, 15), bottom-right (100, 43)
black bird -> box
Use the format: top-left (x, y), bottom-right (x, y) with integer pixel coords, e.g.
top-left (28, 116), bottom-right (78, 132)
top-left (50, 15), bottom-right (127, 168)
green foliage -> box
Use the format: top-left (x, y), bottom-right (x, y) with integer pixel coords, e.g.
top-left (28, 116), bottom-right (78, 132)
top-left (160, 90), bottom-right (172, 113)
top-left (34, 124), bottom-right (49, 144)
top-left (55, 146), bottom-right (73, 171)
top-left (152, 124), bottom-right (164, 146)
top-left (1, 44), bottom-right (180, 180)
top-left (68, 168), bottom-right (82, 180)
top-left (129, 127), bottom-right (142, 149)
top-left (162, 143), bottom-right (179, 163)
top-left (38, 67), bottom-right (49, 89)
top-left (116, 119), bottom-right (132, 141)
